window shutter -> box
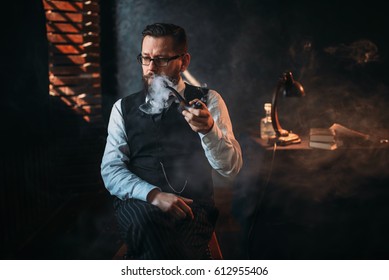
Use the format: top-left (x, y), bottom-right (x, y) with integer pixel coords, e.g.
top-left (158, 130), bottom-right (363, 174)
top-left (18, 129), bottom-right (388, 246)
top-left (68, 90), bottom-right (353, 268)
top-left (43, 0), bottom-right (102, 124)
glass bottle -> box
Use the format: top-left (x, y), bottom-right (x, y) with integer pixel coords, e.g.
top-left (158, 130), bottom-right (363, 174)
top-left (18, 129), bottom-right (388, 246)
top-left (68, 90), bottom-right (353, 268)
top-left (260, 103), bottom-right (276, 139)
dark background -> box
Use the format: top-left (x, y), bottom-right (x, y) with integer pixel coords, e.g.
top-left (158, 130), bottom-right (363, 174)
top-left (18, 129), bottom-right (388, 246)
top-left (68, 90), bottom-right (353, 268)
top-left (1, 0), bottom-right (388, 259)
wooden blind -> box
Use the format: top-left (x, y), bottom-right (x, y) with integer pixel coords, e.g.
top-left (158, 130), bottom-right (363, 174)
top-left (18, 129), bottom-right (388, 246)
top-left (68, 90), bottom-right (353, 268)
top-left (43, 0), bottom-right (102, 124)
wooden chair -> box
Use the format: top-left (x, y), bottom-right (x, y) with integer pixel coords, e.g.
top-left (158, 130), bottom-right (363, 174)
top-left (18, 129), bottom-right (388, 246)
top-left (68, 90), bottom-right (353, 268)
top-left (207, 231), bottom-right (223, 259)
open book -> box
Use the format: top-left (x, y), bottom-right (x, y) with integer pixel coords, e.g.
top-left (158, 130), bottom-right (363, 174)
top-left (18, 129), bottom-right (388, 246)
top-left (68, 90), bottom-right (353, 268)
top-left (309, 123), bottom-right (370, 150)
top-left (329, 123), bottom-right (370, 142)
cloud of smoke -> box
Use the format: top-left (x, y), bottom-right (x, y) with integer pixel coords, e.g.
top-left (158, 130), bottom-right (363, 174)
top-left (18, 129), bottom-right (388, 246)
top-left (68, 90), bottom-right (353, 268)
top-left (139, 75), bottom-right (175, 114)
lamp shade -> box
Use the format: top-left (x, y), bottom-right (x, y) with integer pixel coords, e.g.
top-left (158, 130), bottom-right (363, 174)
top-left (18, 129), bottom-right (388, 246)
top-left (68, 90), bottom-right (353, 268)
top-left (282, 72), bottom-right (305, 98)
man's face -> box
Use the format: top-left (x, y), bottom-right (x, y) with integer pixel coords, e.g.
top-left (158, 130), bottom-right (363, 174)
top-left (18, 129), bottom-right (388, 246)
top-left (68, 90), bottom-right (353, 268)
top-left (141, 35), bottom-right (188, 87)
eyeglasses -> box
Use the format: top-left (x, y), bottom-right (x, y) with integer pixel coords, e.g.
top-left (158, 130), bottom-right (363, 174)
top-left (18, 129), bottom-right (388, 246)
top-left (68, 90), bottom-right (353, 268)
top-left (137, 53), bottom-right (185, 67)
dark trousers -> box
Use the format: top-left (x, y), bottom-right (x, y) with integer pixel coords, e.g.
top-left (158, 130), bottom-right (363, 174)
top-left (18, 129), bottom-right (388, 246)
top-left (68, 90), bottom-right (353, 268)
top-left (114, 198), bottom-right (218, 259)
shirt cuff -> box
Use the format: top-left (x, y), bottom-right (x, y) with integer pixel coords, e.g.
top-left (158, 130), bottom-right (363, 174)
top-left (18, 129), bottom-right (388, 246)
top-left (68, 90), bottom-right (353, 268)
top-left (200, 122), bottom-right (223, 148)
top-left (135, 184), bottom-right (161, 202)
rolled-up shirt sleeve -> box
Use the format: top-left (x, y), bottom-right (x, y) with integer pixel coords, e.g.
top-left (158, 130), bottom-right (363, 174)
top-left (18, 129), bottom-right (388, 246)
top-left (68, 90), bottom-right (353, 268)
top-left (100, 99), bottom-right (159, 201)
top-left (200, 90), bottom-right (243, 178)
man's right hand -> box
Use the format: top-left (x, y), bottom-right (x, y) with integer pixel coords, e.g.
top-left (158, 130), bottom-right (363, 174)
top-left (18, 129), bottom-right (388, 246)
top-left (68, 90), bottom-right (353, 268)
top-left (147, 189), bottom-right (194, 220)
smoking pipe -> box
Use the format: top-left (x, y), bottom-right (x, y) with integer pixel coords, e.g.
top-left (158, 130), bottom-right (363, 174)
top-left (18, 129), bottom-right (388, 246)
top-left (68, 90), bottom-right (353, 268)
top-left (164, 84), bottom-right (202, 113)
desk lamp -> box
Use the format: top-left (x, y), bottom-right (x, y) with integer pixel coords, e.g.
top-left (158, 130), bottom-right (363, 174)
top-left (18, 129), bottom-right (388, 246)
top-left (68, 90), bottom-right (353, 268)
top-left (268, 71), bottom-right (305, 145)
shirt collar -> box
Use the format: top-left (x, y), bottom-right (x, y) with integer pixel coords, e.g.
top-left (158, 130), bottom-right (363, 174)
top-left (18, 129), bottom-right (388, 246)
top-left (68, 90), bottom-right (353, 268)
top-left (176, 77), bottom-right (186, 96)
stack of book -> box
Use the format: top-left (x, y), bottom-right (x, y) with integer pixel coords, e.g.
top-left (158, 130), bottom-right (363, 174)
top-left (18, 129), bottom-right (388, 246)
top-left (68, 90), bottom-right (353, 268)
top-left (309, 127), bottom-right (341, 150)
top-left (309, 123), bottom-right (371, 150)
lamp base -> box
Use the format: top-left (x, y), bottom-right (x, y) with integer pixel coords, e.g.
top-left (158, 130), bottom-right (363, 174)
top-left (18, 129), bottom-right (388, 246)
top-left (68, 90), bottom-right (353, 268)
top-left (268, 132), bottom-right (301, 146)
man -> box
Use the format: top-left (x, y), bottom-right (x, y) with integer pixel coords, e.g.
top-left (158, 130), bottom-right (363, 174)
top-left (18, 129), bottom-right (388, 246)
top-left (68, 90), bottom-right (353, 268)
top-left (101, 23), bottom-right (242, 259)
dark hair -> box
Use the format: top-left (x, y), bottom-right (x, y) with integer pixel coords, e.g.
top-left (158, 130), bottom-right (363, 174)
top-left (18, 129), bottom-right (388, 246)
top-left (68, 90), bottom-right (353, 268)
top-left (141, 23), bottom-right (188, 53)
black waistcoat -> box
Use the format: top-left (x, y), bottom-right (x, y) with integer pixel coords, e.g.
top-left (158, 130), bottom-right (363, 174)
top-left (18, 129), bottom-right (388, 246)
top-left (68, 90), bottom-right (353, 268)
top-left (121, 84), bottom-right (214, 204)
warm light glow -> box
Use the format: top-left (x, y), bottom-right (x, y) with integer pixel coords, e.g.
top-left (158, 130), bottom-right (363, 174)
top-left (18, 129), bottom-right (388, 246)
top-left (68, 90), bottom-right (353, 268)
top-left (182, 70), bottom-right (201, 87)
top-left (44, 0), bottom-right (102, 124)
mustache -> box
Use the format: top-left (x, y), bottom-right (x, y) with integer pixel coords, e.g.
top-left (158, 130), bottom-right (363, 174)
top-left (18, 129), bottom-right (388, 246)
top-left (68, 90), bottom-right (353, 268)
top-left (143, 73), bottom-right (154, 80)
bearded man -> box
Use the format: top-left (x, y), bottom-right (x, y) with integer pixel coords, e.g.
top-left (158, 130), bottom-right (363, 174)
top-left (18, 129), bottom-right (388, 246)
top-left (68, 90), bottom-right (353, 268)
top-left (101, 23), bottom-right (242, 259)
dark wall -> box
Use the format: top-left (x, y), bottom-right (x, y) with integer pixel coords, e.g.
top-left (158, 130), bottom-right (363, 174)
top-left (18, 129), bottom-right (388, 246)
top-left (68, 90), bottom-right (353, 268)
top-left (110, 0), bottom-right (388, 137)
top-left (1, 0), bottom-right (51, 258)
top-left (100, 0), bottom-right (118, 127)
top-left (1, 1), bottom-right (49, 141)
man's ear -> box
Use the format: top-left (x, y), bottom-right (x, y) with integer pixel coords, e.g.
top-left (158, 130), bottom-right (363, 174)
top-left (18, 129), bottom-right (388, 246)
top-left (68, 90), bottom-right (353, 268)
top-left (180, 53), bottom-right (191, 72)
